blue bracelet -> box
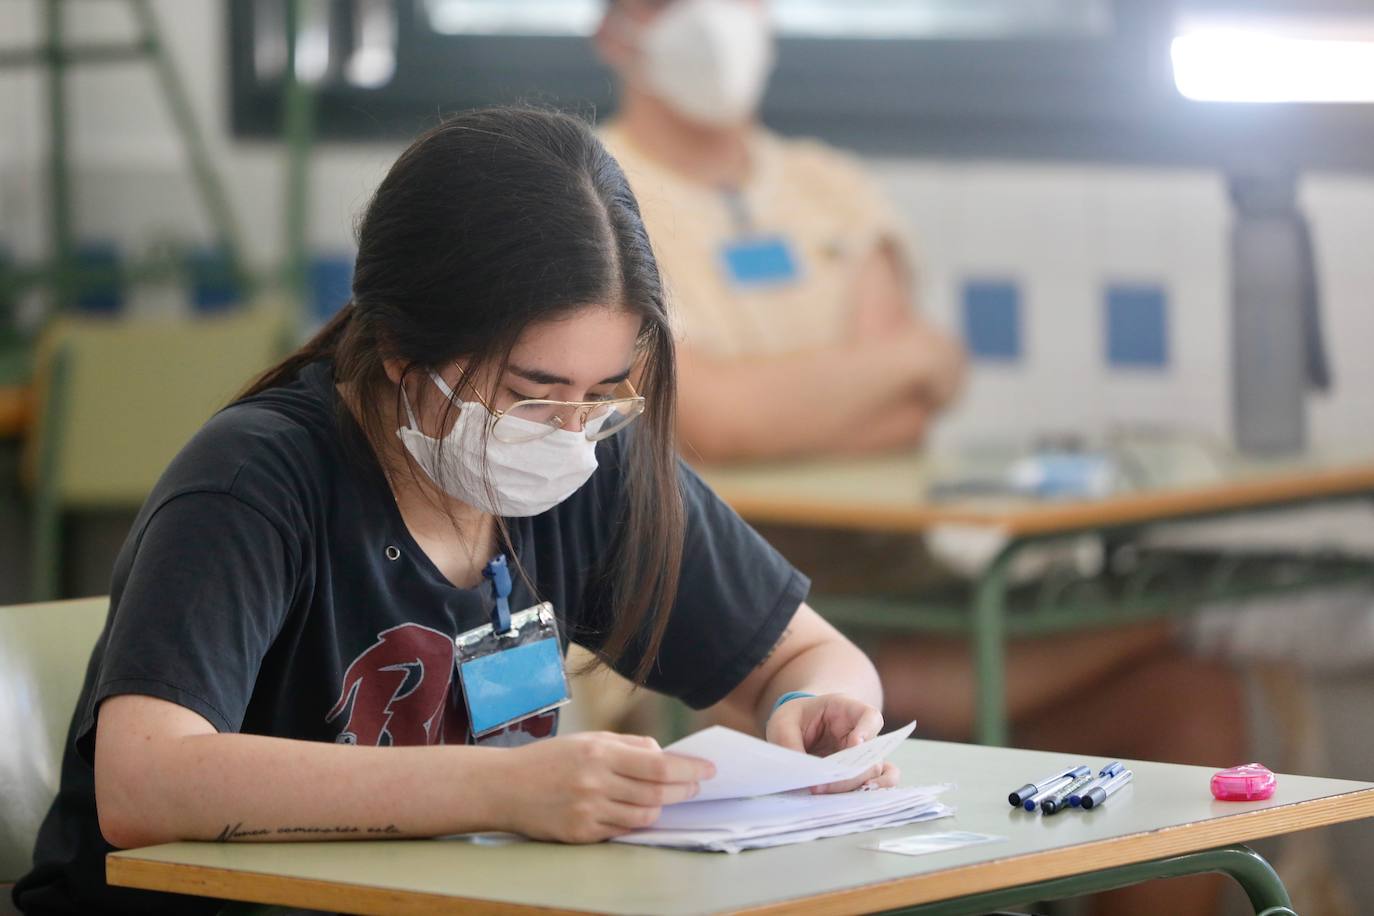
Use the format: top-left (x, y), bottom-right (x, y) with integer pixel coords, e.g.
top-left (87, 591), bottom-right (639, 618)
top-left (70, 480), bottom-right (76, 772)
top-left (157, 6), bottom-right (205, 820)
top-left (770, 691), bottom-right (816, 718)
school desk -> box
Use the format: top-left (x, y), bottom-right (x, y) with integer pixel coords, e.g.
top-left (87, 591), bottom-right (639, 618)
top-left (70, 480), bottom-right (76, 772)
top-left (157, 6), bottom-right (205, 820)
top-left (698, 449), bottom-right (1374, 744)
top-left (106, 738), bottom-right (1374, 915)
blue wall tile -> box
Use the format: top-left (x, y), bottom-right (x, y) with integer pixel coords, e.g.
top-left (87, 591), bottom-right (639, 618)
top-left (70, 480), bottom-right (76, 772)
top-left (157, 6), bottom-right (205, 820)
top-left (309, 253), bottom-right (355, 324)
top-left (962, 280), bottom-right (1022, 361)
top-left (72, 242), bottom-right (123, 315)
top-left (188, 248), bottom-right (243, 313)
top-left (1105, 283), bottom-right (1168, 369)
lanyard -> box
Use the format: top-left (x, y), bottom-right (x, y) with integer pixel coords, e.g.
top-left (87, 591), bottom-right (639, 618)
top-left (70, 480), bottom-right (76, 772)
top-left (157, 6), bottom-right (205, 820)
top-left (482, 554), bottom-right (513, 633)
top-left (721, 186), bottom-right (753, 235)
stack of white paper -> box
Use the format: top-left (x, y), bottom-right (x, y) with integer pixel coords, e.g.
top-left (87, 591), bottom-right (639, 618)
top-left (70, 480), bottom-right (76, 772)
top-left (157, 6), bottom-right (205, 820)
top-left (613, 721), bottom-right (954, 853)
top-left (615, 785), bottom-right (953, 853)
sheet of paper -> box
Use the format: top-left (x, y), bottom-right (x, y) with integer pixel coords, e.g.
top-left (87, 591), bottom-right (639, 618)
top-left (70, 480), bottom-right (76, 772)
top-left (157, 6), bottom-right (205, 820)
top-left (616, 798), bottom-right (956, 853)
top-left (865, 830), bottom-right (1004, 857)
top-left (666, 795), bottom-right (952, 847)
top-left (437, 832), bottom-right (525, 845)
top-left (823, 722), bottom-right (919, 772)
top-left (666, 720), bottom-right (916, 802)
top-left (711, 806), bottom-right (956, 853)
top-left (652, 785), bottom-right (945, 833)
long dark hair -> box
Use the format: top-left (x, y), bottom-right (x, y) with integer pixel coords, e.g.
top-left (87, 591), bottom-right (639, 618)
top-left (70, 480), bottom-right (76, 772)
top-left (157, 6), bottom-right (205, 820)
top-left (241, 107), bottom-right (683, 683)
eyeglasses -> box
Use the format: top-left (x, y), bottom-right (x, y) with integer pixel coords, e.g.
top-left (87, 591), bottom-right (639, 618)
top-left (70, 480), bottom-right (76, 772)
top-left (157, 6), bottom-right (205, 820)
top-left (455, 369), bottom-right (646, 444)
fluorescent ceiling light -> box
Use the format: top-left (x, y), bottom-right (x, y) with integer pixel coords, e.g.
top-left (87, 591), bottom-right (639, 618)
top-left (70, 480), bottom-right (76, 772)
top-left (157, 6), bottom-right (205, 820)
top-left (346, 0), bottom-right (397, 88)
top-left (423, 0), bottom-right (1111, 40)
top-left (1172, 27), bottom-right (1374, 103)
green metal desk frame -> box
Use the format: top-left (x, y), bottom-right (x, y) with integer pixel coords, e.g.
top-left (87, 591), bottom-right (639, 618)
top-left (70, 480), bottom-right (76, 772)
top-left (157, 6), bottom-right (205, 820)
top-left (888, 844), bottom-right (1291, 916)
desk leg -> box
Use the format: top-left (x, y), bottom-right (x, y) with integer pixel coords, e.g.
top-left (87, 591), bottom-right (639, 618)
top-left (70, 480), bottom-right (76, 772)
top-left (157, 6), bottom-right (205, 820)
top-left (30, 345), bottom-right (69, 602)
top-left (971, 544), bottom-right (1017, 746)
top-left (885, 844), bottom-right (1293, 916)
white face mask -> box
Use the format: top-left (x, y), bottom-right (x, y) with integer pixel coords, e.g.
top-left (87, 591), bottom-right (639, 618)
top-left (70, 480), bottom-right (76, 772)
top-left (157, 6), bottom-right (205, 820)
top-left (396, 373), bottom-right (603, 517)
top-left (633, 0), bottom-right (776, 127)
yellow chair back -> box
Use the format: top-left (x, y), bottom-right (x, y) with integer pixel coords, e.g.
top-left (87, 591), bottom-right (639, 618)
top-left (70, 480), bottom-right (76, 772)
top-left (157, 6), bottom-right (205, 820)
top-left (24, 306), bottom-right (289, 506)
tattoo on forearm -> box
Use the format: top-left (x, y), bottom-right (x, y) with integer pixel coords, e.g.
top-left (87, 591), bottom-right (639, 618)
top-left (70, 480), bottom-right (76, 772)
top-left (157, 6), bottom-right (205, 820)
top-left (214, 822), bottom-right (402, 842)
top-left (755, 627), bottom-right (792, 669)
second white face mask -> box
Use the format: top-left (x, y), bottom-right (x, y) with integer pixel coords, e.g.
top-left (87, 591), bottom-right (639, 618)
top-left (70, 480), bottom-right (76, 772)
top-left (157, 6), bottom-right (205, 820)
top-left (396, 373), bottom-right (603, 518)
top-left (636, 0), bottom-right (776, 127)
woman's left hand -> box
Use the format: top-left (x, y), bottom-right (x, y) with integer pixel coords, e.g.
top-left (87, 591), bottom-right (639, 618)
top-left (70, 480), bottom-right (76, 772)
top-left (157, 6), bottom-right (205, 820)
top-left (764, 693), bottom-right (901, 794)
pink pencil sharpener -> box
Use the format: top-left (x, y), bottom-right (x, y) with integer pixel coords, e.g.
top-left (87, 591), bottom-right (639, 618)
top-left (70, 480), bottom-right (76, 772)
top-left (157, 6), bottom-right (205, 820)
top-left (1211, 763), bottom-right (1277, 801)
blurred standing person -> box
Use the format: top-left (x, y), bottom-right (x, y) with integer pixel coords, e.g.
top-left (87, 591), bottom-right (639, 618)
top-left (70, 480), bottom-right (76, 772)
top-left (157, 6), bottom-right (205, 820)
top-left (595, 0), bottom-right (966, 462)
top-left (593, 0), bottom-right (964, 597)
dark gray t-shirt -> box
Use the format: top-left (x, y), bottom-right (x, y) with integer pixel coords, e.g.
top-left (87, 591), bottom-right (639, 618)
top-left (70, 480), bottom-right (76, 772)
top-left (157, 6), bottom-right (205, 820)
top-left (15, 361), bottom-right (806, 915)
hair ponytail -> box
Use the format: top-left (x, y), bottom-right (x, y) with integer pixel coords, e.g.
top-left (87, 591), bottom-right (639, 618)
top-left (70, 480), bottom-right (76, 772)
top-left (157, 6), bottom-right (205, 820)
top-left (239, 301), bottom-right (357, 399)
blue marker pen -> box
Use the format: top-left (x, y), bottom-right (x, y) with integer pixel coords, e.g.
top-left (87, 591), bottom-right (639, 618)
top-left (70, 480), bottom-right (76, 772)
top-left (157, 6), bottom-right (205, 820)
top-left (1042, 772), bottom-right (1097, 815)
top-left (1069, 761), bottom-right (1124, 808)
top-left (1009, 765), bottom-right (1089, 808)
top-left (1080, 769), bottom-right (1134, 809)
top-left (1021, 766), bottom-right (1090, 811)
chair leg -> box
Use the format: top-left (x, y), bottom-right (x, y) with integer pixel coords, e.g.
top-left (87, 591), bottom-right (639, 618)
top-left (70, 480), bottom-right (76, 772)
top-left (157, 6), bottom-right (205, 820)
top-left (30, 503), bottom-right (59, 602)
top-left (30, 346), bottom-right (69, 602)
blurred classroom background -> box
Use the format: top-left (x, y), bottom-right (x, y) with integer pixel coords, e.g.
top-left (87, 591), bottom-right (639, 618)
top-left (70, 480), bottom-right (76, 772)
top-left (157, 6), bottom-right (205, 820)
top-left (2, 1), bottom-right (1374, 913)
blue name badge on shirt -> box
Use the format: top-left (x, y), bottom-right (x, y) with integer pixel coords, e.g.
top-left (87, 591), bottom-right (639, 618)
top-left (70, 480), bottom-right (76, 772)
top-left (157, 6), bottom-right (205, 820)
top-left (458, 636), bottom-right (568, 737)
top-left (720, 236), bottom-right (802, 288)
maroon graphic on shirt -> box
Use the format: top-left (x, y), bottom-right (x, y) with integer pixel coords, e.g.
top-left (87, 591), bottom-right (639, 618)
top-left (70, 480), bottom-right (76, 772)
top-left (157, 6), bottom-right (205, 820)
top-left (326, 623), bottom-right (463, 746)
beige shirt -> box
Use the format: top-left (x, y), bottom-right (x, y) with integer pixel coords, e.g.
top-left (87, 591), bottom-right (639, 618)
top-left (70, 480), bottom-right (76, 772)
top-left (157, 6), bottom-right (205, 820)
top-left (599, 124), bottom-right (913, 359)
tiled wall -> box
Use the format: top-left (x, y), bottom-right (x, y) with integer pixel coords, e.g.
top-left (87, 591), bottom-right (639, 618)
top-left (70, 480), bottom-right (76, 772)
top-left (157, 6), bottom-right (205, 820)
top-left (871, 159), bottom-right (1374, 452)
top-left (2, 0), bottom-right (1371, 451)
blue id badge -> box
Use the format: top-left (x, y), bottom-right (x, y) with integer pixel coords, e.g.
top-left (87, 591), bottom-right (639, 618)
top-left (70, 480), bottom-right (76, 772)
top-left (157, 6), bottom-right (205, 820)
top-left (720, 236), bottom-right (802, 288)
top-left (455, 602), bottom-right (569, 739)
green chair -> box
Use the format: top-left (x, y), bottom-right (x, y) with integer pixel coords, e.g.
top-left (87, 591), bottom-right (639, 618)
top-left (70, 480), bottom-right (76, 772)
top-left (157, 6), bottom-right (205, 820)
top-left (0, 596), bottom-right (109, 908)
top-left (0, 597), bottom-right (307, 916)
top-left (23, 307), bottom-right (289, 600)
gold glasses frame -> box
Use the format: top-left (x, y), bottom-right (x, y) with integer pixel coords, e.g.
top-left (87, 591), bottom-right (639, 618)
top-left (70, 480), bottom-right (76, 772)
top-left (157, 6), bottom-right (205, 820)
top-left (451, 367), bottom-right (646, 444)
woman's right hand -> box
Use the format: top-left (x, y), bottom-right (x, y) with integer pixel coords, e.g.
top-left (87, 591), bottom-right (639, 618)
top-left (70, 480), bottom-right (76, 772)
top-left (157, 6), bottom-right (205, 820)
top-left (496, 732), bottom-right (715, 843)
